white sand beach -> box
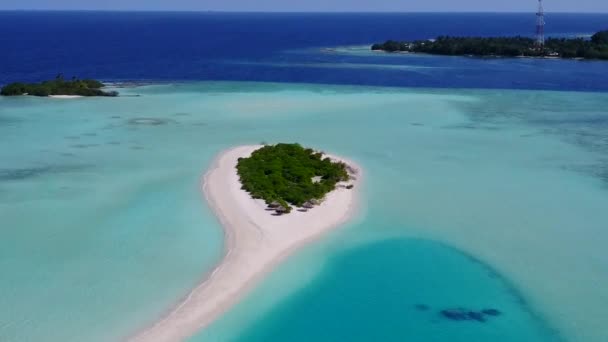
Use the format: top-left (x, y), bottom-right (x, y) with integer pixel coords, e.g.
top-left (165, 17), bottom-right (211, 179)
top-left (132, 145), bottom-right (362, 342)
top-left (48, 95), bottom-right (83, 99)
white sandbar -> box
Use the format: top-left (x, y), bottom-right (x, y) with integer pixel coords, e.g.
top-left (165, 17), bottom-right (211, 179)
top-left (132, 145), bottom-right (362, 342)
top-left (48, 95), bottom-right (83, 99)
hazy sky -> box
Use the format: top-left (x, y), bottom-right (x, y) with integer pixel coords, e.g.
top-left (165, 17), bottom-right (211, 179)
top-left (1, 0), bottom-right (607, 13)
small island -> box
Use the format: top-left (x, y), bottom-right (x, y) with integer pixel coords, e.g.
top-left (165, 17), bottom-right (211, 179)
top-left (371, 30), bottom-right (608, 60)
top-left (133, 144), bottom-right (361, 341)
top-left (0, 75), bottom-right (118, 97)
top-left (236, 143), bottom-right (352, 214)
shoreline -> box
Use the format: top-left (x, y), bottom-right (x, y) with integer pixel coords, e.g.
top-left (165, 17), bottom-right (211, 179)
top-left (131, 145), bottom-right (362, 342)
top-left (370, 49), bottom-right (594, 61)
top-left (48, 95), bottom-right (83, 99)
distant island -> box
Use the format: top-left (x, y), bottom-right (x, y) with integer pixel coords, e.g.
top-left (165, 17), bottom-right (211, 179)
top-left (0, 75), bottom-right (118, 97)
top-left (236, 143), bottom-right (352, 214)
top-left (371, 30), bottom-right (608, 60)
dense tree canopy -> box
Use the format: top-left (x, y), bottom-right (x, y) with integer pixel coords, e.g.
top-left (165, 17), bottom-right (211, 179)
top-left (592, 31), bottom-right (608, 45)
top-left (371, 30), bottom-right (608, 60)
top-left (236, 143), bottom-right (349, 213)
top-left (0, 75), bottom-right (118, 97)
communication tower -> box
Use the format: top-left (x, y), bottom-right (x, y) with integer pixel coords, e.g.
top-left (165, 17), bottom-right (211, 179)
top-left (536, 0), bottom-right (545, 48)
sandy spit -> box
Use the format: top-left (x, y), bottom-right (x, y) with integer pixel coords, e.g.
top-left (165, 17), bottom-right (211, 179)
top-left (131, 145), bottom-right (362, 342)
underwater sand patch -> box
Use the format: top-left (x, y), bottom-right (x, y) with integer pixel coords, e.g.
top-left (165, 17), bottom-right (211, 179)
top-left (128, 117), bottom-right (176, 126)
top-left (70, 143), bottom-right (98, 149)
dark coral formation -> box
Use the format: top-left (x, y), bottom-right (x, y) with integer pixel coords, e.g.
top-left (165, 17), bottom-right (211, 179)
top-left (439, 307), bottom-right (502, 323)
top-left (0, 164), bottom-right (90, 181)
top-left (481, 308), bottom-right (502, 316)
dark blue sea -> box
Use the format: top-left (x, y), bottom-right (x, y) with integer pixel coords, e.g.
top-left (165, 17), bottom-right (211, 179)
top-left (1, 11), bottom-right (608, 91)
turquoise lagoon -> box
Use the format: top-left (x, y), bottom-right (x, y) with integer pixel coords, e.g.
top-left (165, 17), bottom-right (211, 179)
top-left (1, 83), bottom-right (608, 341)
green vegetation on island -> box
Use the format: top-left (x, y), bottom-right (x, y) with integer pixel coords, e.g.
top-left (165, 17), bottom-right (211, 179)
top-left (371, 30), bottom-right (608, 60)
top-left (0, 75), bottom-right (118, 97)
top-left (236, 143), bottom-right (350, 214)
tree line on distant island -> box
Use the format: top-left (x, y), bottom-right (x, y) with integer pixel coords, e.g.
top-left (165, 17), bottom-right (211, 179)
top-left (0, 75), bottom-right (118, 97)
top-left (371, 30), bottom-right (608, 60)
top-left (236, 143), bottom-right (350, 213)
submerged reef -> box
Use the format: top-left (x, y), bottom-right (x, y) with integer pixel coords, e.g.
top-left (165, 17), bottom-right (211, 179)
top-left (439, 307), bottom-right (502, 322)
top-left (0, 164), bottom-right (90, 181)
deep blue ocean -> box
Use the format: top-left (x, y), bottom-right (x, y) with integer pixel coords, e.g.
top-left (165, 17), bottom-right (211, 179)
top-left (1, 11), bottom-right (608, 91)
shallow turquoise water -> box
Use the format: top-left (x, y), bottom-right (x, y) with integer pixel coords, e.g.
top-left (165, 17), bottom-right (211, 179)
top-left (1, 82), bottom-right (608, 341)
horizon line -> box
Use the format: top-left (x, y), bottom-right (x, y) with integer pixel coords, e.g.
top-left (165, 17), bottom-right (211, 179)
top-left (1, 9), bottom-right (608, 14)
